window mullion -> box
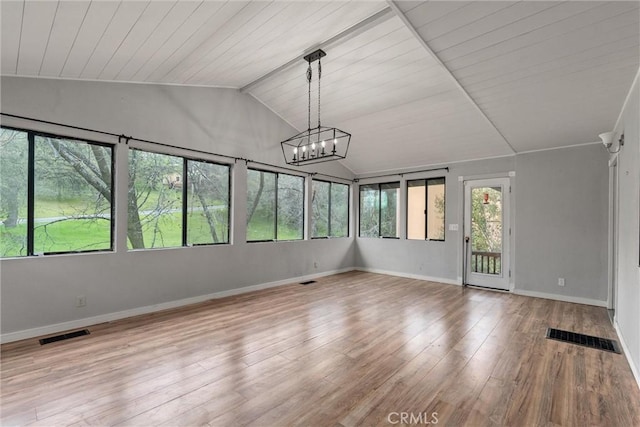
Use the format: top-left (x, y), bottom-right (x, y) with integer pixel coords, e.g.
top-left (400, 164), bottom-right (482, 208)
top-left (274, 173), bottom-right (279, 240)
top-left (27, 132), bottom-right (35, 256)
top-left (378, 184), bottom-right (382, 237)
top-left (182, 159), bottom-right (188, 246)
top-left (424, 180), bottom-right (428, 241)
top-left (327, 182), bottom-right (332, 237)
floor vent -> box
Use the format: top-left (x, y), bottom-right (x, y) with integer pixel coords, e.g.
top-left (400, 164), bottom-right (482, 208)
top-left (300, 280), bottom-right (316, 285)
top-left (39, 329), bottom-right (90, 345)
top-left (546, 328), bottom-right (620, 353)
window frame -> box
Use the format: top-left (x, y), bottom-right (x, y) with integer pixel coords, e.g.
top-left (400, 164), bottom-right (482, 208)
top-left (246, 168), bottom-right (305, 243)
top-left (406, 177), bottom-right (446, 242)
top-left (311, 178), bottom-right (350, 239)
top-left (128, 147), bottom-right (232, 250)
top-left (0, 125), bottom-right (115, 257)
top-left (184, 156), bottom-right (232, 246)
top-left (358, 181), bottom-right (400, 239)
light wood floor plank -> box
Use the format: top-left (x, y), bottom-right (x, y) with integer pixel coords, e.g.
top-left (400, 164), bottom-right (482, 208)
top-left (2, 271), bottom-right (639, 426)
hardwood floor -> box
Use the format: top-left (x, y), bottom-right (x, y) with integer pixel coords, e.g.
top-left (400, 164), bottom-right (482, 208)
top-left (2, 271), bottom-right (639, 426)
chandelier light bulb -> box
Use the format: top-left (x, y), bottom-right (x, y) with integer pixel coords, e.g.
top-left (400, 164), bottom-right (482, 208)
top-left (293, 147), bottom-right (298, 154)
top-left (312, 142), bottom-right (316, 150)
top-left (321, 140), bottom-right (326, 147)
top-left (302, 146), bottom-right (306, 152)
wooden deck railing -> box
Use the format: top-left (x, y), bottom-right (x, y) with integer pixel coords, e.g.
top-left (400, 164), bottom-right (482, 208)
top-left (471, 251), bottom-right (501, 275)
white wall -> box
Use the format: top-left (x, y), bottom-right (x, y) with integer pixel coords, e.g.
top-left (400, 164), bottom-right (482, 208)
top-left (355, 144), bottom-right (610, 307)
top-left (515, 144), bottom-right (609, 303)
top-left (613, 70), bottom-right (640, 384)
top-left (0, 77), bottom-right (355, 340)
top-left (355, 156), bottom-right (515, 284)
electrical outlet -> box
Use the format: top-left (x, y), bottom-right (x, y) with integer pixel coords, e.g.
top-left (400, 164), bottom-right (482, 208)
top-left (76, 295), bottom-right (86, 307)
top-left (558, 278), bottom-right (565, 287)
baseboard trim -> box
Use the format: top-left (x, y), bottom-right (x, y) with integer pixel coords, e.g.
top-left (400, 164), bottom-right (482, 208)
top-left (0, 268), bottom-right (354, 344)
top-left (512, 289), bottom-right (607, 307)
top-left (614, 321), bottom-right (640, 391)
top-left (355, 267), bottom-right (461, 286)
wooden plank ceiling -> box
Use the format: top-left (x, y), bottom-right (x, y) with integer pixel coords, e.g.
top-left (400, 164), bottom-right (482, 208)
top-left (1, 1), bottom-right (638, 174)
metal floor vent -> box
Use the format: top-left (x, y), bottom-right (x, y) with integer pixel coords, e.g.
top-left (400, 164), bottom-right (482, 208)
top-left (546, 328), bottom-right (620, 353)
top-left (300, 280), bottom-right (317, 285)
top-left (39, 329), bottom-right (90, 345)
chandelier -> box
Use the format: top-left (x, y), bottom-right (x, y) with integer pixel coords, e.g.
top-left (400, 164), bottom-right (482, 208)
top-left (281, 49), bottom-right (351, 166)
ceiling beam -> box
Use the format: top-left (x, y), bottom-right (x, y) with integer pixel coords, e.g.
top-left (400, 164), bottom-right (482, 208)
top-left (386, 0), bottom-right (516, 155)
top-left (240, 6), bottom-right (394, 94)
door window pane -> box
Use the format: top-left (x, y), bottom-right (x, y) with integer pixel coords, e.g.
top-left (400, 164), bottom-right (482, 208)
top-left (471, 186), bottom-right (502, 275)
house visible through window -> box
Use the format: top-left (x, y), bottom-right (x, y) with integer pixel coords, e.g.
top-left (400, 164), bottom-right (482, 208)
top-left (128, 149), bottom-right (231, 249)
top-left (407, 178), bottom-right (445, 241)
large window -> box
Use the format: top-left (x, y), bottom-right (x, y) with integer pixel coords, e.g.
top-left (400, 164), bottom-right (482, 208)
top-left (247, 169), bottom-right (304, 241)
top-left (407, 178), bottom-right (445, 241)
top-left (128, 149), bottom-right (230, 249)
top-left (359, 182), bottom-right (399, 238)
top-left (186, 160), bottom-right (230, 245)
top-left (0, 127), bottom-right (113, 257)
top-left (312, 180), bottom-right (349, 238)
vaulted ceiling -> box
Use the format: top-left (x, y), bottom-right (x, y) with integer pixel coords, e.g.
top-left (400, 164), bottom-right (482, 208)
top-left (2, 1), bottom-right (639, 174)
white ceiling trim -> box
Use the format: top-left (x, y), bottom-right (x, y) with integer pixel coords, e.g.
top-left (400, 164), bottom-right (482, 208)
top-left (240, 6), bottom-right (394, 93)
top-left (0, 73), bottom-right (238, 90)
top-left (614, 65), bottom-right (640, 131)
top-left (354, 153), bottom-right (516, 179)
top-left (387, 0), bottom-right (516, 155)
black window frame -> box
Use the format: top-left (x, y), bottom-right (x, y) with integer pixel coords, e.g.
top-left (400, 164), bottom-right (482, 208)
top-left (0, 125), bottom-right (115, 257)
top-left (246, 168), bottom-right (305, 243)
top-left (406, 177), bottom-right (446, 242)
top-left (311, 178), bottom-right (350, 239)
top-left (358, 181), bottom-right (400, 238)
top-left (184, 156), bottom-right (232, 247)
top-left (128, 147), bottom-right (232, 250)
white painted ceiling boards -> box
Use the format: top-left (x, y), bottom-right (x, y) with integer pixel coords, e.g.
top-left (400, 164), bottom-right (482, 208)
top-left (1, 1), bottom-right (639, 174)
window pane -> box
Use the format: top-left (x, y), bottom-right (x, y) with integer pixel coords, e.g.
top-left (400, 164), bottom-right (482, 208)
top-left (277, 173), bottom-right (304, 240)
top-left (312, 180), bottom-right (330, 238)
top-left (330, 182), bottom-right (349, 237)
top-left (380, 183), bottom-right (399, 238)
top-left (359, 184), bottom-right (379, 237)
top-left (33, 136), bottom-right (112, 253)
top-left (407, 180), bottom-right (425, 240)
top-left (427, 178), bottom-right (445, 240)
top-left (187, 160), bottom-right (230, 245)
top-left (247, 169), bottom-right (276, 241)
top-left (0, 129), bottom-right (29, 257)
top-left (128, 149), bottom-right (182, 249)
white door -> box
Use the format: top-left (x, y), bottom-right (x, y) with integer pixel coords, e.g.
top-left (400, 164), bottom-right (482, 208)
top-left (464, 178), bottom-right (510, 290)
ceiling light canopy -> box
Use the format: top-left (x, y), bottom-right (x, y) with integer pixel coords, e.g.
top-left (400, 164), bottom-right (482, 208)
top-left (281, 49), bottom-right (351, 166)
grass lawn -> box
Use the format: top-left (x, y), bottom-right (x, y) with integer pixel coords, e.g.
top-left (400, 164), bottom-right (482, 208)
top-left (1, 203), bottom-right (305, 257)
